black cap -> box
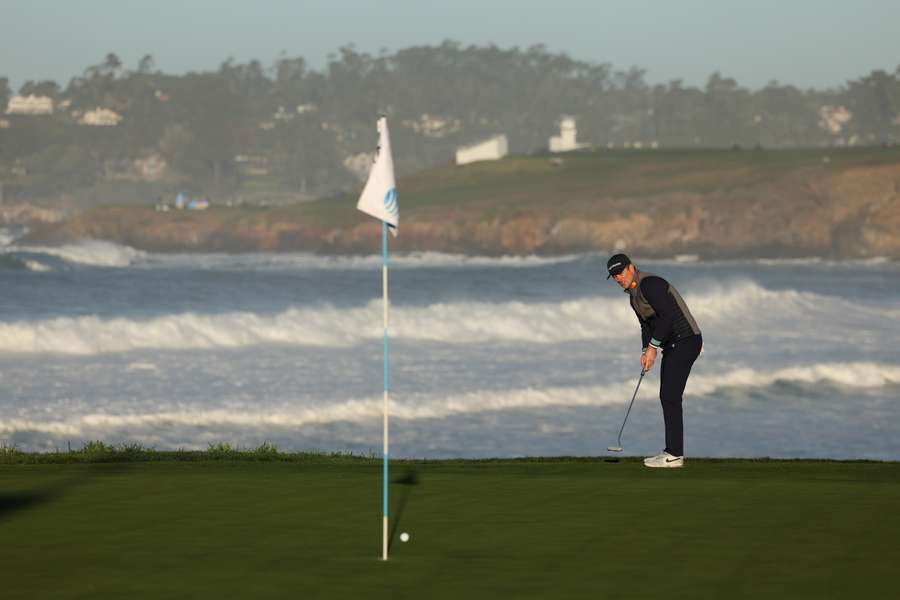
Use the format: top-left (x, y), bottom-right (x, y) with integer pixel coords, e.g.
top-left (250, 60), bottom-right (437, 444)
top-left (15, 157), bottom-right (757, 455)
top-left (606, 253), bottom-right (631, 279)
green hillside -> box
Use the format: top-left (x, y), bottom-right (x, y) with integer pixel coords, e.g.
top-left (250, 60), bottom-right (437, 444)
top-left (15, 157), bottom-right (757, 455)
top-left (302, 146), bottom-right (900, 220)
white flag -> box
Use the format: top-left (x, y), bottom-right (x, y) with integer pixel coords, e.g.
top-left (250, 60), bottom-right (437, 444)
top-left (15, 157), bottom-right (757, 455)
top-left (356, 117), bottom-right (399, 235)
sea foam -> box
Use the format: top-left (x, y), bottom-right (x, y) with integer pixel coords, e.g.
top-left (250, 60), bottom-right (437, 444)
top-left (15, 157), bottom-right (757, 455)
top-left (140, 251), bottom-right (586, 271)
top-left (2, 362), bottom-right (897, 438)
top-left (7, 240), bottom-right (145, 267)
top-left (0, 280), bottom-right (893, 355)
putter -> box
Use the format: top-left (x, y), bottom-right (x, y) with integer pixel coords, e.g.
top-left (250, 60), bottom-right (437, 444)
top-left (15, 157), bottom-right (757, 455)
top-left (607, 369), bottom-right (646, 453)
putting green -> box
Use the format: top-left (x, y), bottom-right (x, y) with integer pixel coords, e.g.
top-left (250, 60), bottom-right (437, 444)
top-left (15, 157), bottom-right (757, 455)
top-left (1, 458), bottom-right (896, 599)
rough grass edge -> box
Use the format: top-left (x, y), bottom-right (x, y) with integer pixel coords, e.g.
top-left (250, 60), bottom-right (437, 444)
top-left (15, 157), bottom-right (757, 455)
top-left (1, 442), bottom-right (896, 466)
top-left (0, 441), bottom-right (372, 465)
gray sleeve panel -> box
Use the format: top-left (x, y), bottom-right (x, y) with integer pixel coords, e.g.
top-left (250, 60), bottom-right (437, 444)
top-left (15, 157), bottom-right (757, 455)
top-left (630, 299), bottom-right (651, 349)
top-left (640, 315), bottom-right (651, 349)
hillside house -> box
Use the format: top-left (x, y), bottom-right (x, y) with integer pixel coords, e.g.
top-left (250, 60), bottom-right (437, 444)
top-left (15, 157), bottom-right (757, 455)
top-left (455, 135), bottom-right (508, 165)
top-left (79, 108), bottom-right (123, 126)
top-left (6, 95), bottom-right (54, 115)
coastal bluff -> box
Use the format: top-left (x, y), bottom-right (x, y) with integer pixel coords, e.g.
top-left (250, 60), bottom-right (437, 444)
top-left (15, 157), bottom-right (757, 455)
top-left (24, 148), bottom-right (900, 259)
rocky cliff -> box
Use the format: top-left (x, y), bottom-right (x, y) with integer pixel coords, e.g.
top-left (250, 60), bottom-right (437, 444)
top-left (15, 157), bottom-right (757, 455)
top-left (1, 203), bottom-right (66, 226)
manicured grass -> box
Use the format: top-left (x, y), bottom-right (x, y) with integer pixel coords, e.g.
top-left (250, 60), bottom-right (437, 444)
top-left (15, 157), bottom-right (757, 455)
top-left (1, 454), bottom-right (897, 599)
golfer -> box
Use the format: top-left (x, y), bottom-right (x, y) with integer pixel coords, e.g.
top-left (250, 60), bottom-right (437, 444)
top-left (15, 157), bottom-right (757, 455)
top-left (607, 253), bottom-right (702, 468)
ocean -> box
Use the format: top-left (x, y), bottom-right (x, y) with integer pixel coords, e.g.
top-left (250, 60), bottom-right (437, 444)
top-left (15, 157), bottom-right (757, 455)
top-left (2, 231), bottom-right (899, 460)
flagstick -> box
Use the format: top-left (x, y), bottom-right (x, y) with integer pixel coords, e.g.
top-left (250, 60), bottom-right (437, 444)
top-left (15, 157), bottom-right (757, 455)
top-left (382, 221), bottom-right (389, 561)
top-left (355, 116), bottom-right (396, 561)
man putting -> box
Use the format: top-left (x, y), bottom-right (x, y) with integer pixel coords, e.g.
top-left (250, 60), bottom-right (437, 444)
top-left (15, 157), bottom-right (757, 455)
top-left (607, 254), bottom-right (702, 468)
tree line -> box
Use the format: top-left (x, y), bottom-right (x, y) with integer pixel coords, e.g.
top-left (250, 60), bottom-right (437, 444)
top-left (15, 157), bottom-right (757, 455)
top-left (1, 42), bottom-right (899, 201)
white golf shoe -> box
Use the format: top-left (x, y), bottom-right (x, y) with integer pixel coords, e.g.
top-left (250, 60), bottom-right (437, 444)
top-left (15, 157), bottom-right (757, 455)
top-left (643, 451), bottom-right (684, 468)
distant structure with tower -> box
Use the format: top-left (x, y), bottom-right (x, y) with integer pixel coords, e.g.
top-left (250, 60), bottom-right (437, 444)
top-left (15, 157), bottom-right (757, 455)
top-left (549, 116), bottom-right (589, 153)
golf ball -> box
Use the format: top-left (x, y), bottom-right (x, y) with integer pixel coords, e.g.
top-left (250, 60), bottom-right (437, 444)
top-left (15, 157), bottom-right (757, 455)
top-left (400, 532), bottom-right (410, 542)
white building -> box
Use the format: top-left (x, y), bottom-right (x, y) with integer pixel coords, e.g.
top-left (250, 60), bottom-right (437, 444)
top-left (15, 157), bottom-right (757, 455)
top-left (133, 154), bottom-right (167, 181)
top-left (403, 113), bottom-right (462, 138)
top-left (455, 134), bottom-right (508, 165)
top-left (549, 116), bottom-right (589, 153)
top-left (273, 106), bottom-right (295, 121)
top-left (234, 154), bottom-right (271, 176)
top-left (818, 105), bottom-right (852, 135)
top-left (344, 152), bottom-right (373, 181)
top-left (79, 108), bottom-right (123, 126)
top-left (6, 95), bottom-right (54, 115)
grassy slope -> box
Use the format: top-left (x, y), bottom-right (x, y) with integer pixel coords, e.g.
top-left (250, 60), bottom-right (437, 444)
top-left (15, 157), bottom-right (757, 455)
top-left (49, 145), bottom-right (900, 237)
top-left (288, 146), bottom-right (900, 223)
top-left (1, 458), bottom-right (897, 599)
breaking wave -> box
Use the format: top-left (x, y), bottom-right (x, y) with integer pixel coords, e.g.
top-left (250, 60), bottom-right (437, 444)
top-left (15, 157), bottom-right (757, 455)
top-left (1, 242), bottom-right (894, 272)
top-left (23, 259), bottom-right (52, 272)
top-left (0, 280), bottom-right (894, 355)
top-left (0, 226), bottom-right (28, 247)
top-left (141, 251), bottom-right (586, 271)
top-left (5, 240), bottom-right (146, 267)
top-left (687, 361), bottom-right (900, 393)
top-left (3, 362), bottom-right (898, 438)
top-left (0, 298), bottom-right (631, 355)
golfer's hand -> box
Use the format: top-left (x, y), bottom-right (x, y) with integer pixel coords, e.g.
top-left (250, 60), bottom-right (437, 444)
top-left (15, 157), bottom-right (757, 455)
top-left (641, 347), bottom-right (657, 371)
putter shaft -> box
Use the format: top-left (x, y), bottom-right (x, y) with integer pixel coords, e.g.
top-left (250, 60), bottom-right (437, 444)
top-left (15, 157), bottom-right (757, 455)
top-left (611, 369), bottom-right (646, 451)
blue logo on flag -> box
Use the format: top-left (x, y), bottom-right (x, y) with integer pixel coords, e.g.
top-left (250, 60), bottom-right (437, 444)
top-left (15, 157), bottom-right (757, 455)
top-left (383, 188), bottom-right (399, 219)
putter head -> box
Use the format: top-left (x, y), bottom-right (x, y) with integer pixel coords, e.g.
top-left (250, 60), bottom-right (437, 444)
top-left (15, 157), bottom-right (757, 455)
top-left (607, 446), bottom-right (623, 452)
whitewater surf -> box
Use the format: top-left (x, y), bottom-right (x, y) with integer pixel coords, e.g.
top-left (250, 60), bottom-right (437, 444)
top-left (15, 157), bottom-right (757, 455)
top-left (1, 242), bottom-right (898, 459)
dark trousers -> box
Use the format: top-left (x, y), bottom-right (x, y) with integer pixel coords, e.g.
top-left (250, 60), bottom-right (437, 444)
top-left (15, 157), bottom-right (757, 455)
top-left (659, 334), bottom-right (702, 457)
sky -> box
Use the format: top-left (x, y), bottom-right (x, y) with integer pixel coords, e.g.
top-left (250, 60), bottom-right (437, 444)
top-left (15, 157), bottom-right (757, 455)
top-left (2, 0), bottom-right (899, 92)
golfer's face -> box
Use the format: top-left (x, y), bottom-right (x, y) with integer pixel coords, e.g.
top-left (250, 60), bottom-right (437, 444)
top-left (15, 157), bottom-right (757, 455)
top-left (612, 265), bottom-right (634, 289)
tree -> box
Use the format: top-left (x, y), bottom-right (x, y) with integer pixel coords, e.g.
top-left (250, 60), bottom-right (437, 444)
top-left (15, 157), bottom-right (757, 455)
top-left (272, 55), bottom-right (309, 107)
top-left (161, 73), bottom-right (250, 191)
top-left (65, 52), bottom-right (128, 110)
top-left (703, 72), bottom-right (751, 145)
top-left (104, 53), bottom-right (123, 77)
top-left (844, 69), bottom-right (900, 143)
top-left (137, 54), bottom-right (156, 75)
top-left (218, 58), bottom-right (271, 115)
top-left (269, 116), bottom-right (356, 194)
top-left (0, 77), bottom-right (10, 110)
top-left (753, 82), bottom-right (819, 147)
top-left (19, 80), bottom-right (61, 98)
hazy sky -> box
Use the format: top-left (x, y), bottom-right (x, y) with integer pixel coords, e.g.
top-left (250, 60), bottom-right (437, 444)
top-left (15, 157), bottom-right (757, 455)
top-left (3, 0), bottom-right (899, 92)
